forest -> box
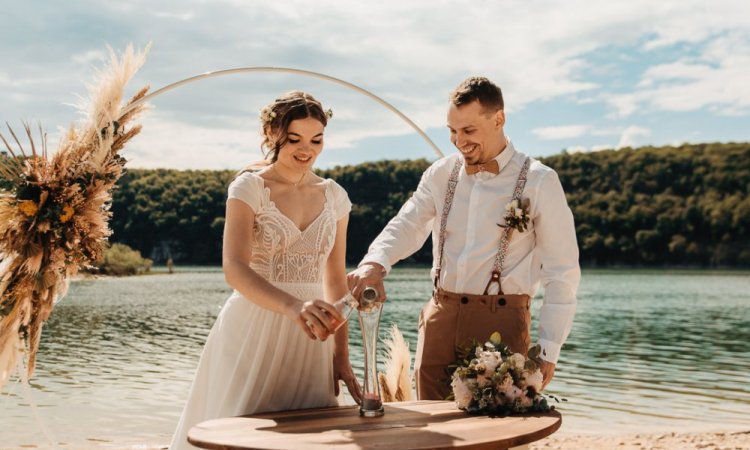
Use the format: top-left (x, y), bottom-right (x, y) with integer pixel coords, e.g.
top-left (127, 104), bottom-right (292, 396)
top-left (108, 142), bottom-right (750, 267)
top-left (5, 142), bottom-right (747, 267)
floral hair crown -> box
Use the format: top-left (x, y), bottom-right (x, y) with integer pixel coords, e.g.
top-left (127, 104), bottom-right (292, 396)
top-left (259, 106), bottom-right (276, 124)
top-left (259, 105), bottom-right (333, 124)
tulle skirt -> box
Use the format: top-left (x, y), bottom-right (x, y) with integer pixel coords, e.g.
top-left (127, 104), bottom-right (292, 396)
top-left (169, 282), bottom-right (337, 450)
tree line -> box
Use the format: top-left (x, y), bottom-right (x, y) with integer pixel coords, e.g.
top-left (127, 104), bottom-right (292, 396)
top-left (109, 142), bottom-right (750, 267)
top-left (4, 142), bottom-right (748, 267)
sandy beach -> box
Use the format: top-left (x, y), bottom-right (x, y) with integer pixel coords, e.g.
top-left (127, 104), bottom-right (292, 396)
top-left (42, 430), bottom-right (749, 449)
top-left (7, 429), bottom-right (750, 449)
top-left (530, 430), bottom-right (750, 450)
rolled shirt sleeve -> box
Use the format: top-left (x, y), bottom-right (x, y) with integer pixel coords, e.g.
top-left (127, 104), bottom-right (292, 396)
top-left (534, 170), bottom-right (580, 364)
top-left (360, 166), bottom-right (438, 273)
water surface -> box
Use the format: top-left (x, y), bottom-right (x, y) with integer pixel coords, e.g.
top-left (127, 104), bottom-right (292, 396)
top-left (1, 268), bottom-right (748, 448)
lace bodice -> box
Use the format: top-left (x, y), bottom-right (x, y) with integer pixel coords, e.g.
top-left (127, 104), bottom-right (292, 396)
top-left (227, 172), bottom-right (352, 284)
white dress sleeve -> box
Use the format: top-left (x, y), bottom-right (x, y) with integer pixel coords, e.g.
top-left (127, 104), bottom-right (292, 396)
top-left (329, 180), bottom-right (352, 220)
top-left (227, 172), bottom-right (263, 213)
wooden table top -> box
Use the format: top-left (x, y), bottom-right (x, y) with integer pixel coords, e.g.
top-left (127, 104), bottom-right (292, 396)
top-left (187, 400), bottom-right (562, 450)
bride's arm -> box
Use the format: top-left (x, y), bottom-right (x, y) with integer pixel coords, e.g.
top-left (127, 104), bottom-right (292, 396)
top-left (325, 214), bottom-right (363, 403)
top-left (223, 198), bottom-right (338, 340)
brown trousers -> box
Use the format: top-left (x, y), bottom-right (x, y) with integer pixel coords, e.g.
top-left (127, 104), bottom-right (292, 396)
top-left (414, 288), bottom-right (531, 400)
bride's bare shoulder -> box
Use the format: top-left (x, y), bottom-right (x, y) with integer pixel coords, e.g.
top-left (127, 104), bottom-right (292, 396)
top-left (307, 172), bottom-right (326, 186)
top-left (254, 167), bottom-right (273, 180)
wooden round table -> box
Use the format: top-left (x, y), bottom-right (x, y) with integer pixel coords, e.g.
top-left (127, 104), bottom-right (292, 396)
top-left (187, 400), bottom-right (562, 450)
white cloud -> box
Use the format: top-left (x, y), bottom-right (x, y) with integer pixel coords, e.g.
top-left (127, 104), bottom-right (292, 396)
top-left (532, 125), bottom-right (590, 140)
top-left (609, 28), bottom-right (750, 117)
top-left (617, 126), bottom-right (651, 149)
top-left (2, 0), bottom-right (749, 167)
top-left (606, 93), bottom-right (640, 118)
top-left (122, 111), bottom-right (263, 169)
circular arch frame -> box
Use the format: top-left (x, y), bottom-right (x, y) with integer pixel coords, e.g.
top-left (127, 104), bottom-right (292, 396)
top-left (121, 67), bottom-right (445, 158)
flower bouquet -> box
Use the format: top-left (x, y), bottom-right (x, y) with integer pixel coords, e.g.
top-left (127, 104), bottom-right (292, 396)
top-left (450, 332), bottom-right (551, 415)
top-left (0, 45), bottom-right (149, 392)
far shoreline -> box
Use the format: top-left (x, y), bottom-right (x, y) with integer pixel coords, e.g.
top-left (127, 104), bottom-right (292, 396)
top-left (75, 264), bottom-right (750, 280)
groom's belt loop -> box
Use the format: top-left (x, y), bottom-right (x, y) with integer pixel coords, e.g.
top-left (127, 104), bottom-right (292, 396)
top-left (434, 288), bottom-right (530, 309)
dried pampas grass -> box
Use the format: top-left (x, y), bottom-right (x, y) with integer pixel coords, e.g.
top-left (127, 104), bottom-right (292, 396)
top-left (0, 44), bottom-right (150, 392)
top-left (378, 323), bottom-right (413, 402)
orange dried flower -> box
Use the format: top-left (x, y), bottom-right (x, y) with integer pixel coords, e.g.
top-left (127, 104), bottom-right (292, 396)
top-left (60, 204), bottom-right (74, 223)
top-left (18, 200), bottom-right (38, 217)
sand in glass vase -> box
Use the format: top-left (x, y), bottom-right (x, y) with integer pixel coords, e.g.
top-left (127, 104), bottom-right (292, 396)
top-left (358, 287), bottom-right (384, 417)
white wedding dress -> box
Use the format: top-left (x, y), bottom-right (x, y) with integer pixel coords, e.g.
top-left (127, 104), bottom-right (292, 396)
top-left (170, 171), bottom-right (352, 450)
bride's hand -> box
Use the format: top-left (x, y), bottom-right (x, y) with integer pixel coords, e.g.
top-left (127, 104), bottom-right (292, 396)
top-left (287, 299), bottom-right (343, 341)
top-left (334, 352), bottom-right (362, 404)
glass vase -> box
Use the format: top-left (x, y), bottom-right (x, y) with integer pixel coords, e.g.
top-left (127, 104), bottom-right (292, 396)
top-left (358, 287), bottom-right (384, 417)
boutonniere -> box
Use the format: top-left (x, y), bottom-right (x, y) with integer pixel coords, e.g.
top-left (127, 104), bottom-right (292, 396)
top-left (500, 198), bottom-right (531, 232)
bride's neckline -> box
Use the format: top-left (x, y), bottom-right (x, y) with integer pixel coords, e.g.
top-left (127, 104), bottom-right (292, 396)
top-left (266, 164), bottom-right (308, 187)
top-left (254, 172), bottom-right (329, 233)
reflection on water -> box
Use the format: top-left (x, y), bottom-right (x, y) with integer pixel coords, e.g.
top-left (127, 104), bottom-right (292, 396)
top-left (556, 271), bottom-right (750, 433)
top-left (1, 268), bottom-right (748, 447)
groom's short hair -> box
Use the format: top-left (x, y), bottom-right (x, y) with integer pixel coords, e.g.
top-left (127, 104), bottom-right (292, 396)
top-left (450, 77), bottom-right (504, 113)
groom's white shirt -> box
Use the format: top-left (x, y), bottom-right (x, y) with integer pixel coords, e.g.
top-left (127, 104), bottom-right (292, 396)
top-left (360, 139), bottom-right (580, 364)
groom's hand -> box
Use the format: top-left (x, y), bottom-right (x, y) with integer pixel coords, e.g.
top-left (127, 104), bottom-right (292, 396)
top-left (540, 360), bottom-right (556, 390)
top-left (347, 263), bottom-right (387, 303)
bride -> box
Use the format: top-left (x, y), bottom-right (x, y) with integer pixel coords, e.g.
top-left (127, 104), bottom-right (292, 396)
top-left (170, 91), bottom-right (362, 449)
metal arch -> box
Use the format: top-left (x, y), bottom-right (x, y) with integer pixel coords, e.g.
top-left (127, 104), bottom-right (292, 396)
top-left (120, 67), bottom-right (444, 158)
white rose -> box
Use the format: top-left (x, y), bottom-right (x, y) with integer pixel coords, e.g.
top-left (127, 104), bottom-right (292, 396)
top-left (523, 369), bottom-right (544, 392)
top-left (515, 208), bottom-right (523, 218)
top-left (509, 353), bottom-right (525, 370)
top-left (502, 384), bottom-right (523, 402)
top-left (478, 351), bottom-right (502, 373)
top-left (451, 376), bottom-right (475, 409)
top-left (505, 202), bottom-right (513, 212)
top-left (497, 373), bottom-right (513, 391)
top-left (511, 199), bottom-right (519, 209)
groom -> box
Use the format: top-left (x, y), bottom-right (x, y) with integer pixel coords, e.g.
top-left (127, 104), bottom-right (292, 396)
top-left (348, 76), bottom-right (580, 400)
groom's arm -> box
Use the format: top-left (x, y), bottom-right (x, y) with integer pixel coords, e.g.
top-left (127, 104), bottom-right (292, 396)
top-left (534, 170), bottom-right (580, 376)
top-left (360, 167), bottom-right (438, 273)
top-left (349, 167), bottom-right (438, 299)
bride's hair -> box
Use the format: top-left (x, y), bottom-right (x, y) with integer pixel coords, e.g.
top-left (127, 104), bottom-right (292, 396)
top-left (245, 91), bottom-right (329, 171)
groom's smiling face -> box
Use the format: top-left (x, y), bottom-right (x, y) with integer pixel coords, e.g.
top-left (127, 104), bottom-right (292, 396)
top-left (447, 100), bottom-right (505, 165)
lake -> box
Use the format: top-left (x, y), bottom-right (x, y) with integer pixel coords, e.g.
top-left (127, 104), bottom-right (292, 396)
top-left (1, 267), bottom-right (749, 448)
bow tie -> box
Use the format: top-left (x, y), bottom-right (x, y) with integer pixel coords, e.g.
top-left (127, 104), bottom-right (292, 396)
top-left (465, 159), bottom-right (500, 175)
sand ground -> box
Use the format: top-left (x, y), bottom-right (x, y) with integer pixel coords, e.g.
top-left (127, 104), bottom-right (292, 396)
top-left (530, 430), bottom-right (750, 450)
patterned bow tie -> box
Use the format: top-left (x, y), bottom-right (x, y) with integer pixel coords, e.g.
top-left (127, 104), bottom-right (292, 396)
top-left (465, 159), bottom-right (500, 175)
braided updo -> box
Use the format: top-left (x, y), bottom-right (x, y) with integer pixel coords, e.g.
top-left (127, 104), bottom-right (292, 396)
top-left (259, 91), bottom-right (331, 163)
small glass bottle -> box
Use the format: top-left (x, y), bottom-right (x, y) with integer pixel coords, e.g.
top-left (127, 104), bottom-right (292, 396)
top-left (331, 292), bottom-right (359, 331)
top-left (358, 287), bottom-right (385, 417)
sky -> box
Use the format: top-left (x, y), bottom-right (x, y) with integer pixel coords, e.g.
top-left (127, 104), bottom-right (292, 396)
top-left (1, 0), bottom-right (749, 170)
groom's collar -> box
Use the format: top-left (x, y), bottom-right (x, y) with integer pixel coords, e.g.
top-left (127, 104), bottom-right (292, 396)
top-left (492, 137), bottom-right (516, 170)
